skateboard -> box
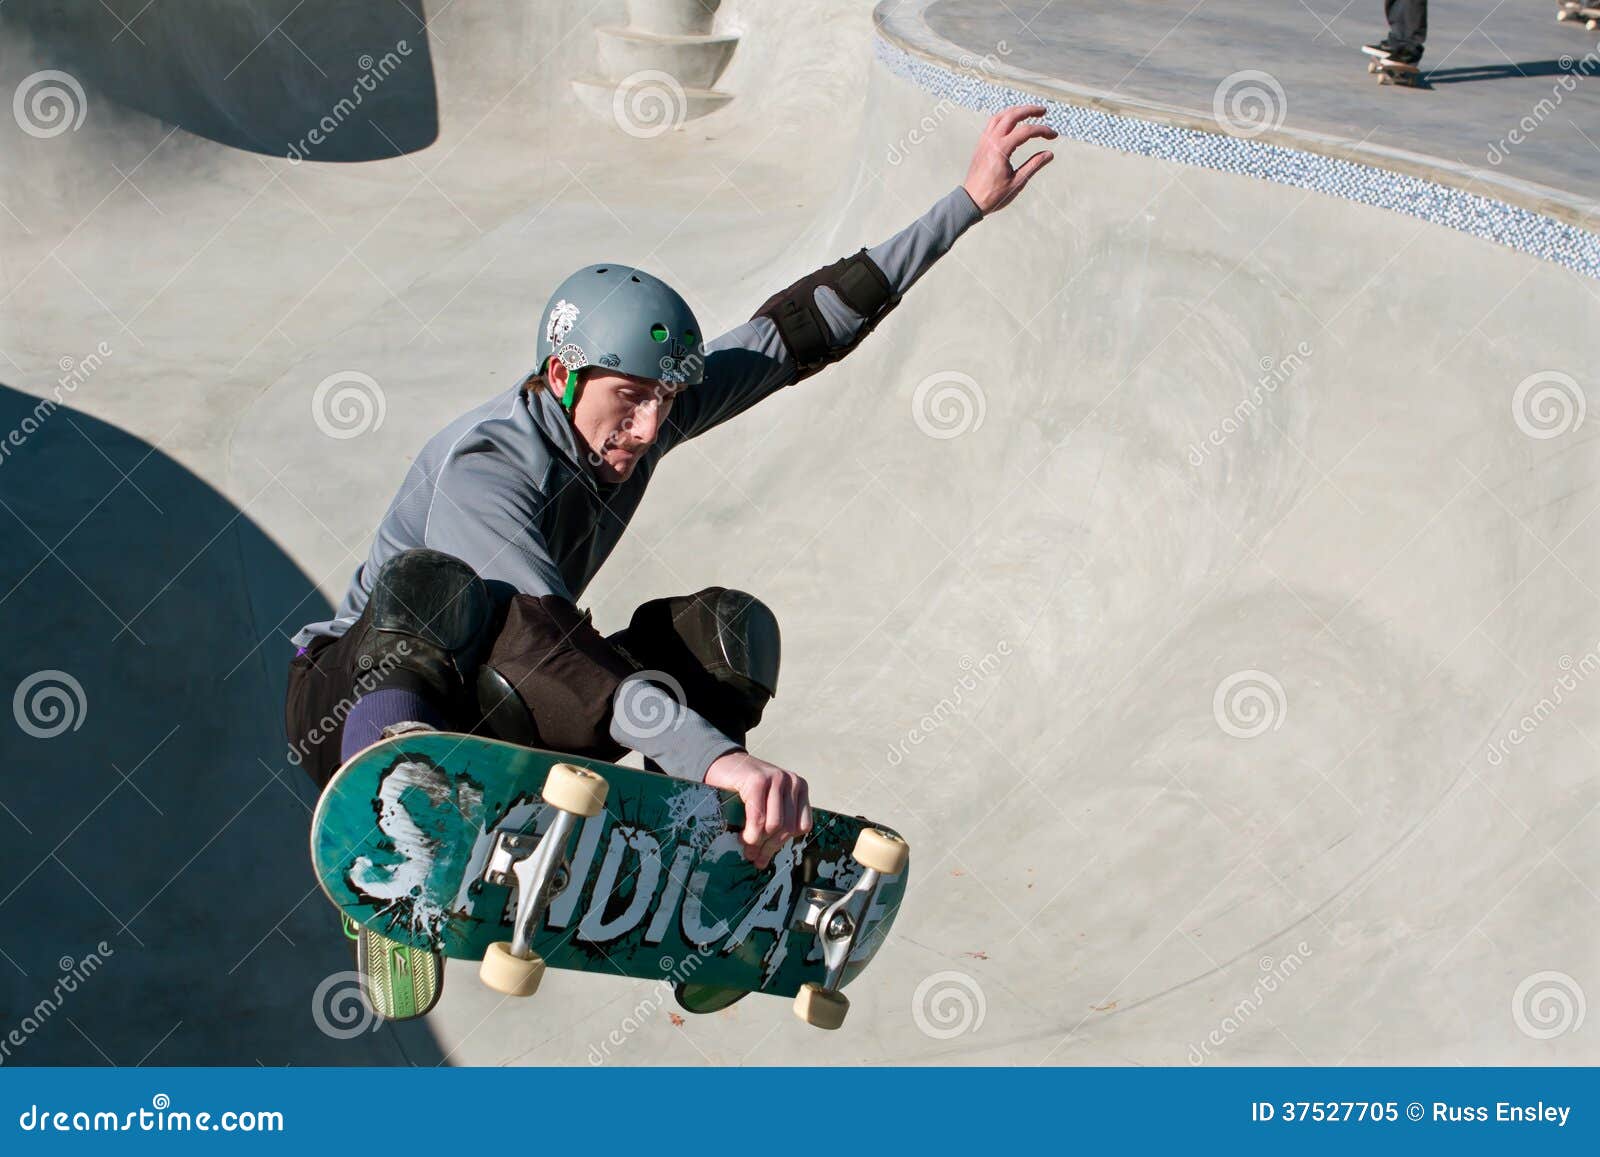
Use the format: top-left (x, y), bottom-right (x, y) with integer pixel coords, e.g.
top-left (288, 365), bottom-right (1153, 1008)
top-left (310, 729), bottom-right (910, 1028)
top-left (1366, 56), bottom-right (1422, 87)
top-left (1556, 3), bottom-right (1600, 30)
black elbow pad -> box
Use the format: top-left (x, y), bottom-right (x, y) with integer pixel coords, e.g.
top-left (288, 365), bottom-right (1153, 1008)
top-left (751, 248), bottom-right (901, 384)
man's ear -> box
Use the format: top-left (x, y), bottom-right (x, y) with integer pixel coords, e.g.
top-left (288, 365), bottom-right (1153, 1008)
top-left (551, 360), bottom-right (585, 410)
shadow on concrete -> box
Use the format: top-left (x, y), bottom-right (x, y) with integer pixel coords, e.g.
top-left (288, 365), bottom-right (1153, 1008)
top-left (0, 383), bottom-right (444, 1064)
top-left (1, 0), bottom-right (440, 161)
top-left (1421, 59), bottom-right (1581, 85)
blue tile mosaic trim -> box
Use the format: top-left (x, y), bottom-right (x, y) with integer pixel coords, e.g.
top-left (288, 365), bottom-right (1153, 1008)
top-left (875, 38), bottom-right (1600, 282)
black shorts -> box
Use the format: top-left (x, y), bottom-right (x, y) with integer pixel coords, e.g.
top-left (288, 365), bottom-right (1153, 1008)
top-left (284, 591), bottom-right (765, 792)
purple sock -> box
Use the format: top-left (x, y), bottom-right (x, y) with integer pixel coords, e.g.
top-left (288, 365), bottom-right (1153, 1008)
top-left (341, 687), bottom-right (449, 762)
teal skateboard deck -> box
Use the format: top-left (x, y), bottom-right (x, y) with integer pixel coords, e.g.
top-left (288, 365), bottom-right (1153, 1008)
top-left (310, 731), bottom-right (910, 1019)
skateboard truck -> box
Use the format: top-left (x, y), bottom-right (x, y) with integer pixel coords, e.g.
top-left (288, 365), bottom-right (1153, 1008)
top-left (790, 828), bottom-right (909, 1030)
top-left (478, 763), bottom-right (609, 998)
top-left (481, 832), bottom-right (571, 934)
top-left (482, 834), bottom-right (569, 897)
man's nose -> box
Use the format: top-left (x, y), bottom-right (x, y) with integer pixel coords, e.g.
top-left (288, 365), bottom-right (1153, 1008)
top-left (631, 405), bottom-right (662, 444)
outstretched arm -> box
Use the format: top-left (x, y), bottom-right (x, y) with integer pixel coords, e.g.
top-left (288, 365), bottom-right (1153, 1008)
top-left (664, 104), bottom-right (1055, 447)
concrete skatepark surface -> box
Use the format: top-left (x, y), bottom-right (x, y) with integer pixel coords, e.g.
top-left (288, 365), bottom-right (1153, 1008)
top-left (0, 0), bottom-right (1595, 1066)
top-left (926, 0), bottom-right (1600, 201)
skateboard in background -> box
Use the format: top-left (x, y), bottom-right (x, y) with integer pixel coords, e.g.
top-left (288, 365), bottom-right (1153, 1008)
top-left (1361, 44), bottom-right (1423, 88)
top-left (1370, 58), bottom-right (1421, 87)
top-left (1557, 2), bottom-right (1600, 31)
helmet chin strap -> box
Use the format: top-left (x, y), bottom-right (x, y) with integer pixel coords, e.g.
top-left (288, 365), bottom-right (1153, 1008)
top-left (558, 364), bottom-right (582, 411)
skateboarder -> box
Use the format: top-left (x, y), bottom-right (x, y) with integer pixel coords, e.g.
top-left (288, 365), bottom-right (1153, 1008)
top-left (286, 104), bottom-right (1056, 876)
top-left (1364, 0), bottom-right (1427, 67)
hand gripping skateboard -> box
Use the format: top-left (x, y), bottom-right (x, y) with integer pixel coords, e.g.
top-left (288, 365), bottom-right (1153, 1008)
top-left (310, 730), bottom-right (910, 1029)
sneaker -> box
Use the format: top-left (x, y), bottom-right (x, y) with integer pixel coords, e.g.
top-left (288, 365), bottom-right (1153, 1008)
top-left (343, 912), bottom-right (444, 1020)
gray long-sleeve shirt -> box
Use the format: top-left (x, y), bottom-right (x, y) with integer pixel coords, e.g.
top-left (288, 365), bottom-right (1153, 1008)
top-left (294, 184), bottom-right (984, 778)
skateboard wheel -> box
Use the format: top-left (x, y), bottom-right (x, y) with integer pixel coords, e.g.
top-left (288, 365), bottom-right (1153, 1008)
top-left (793, 982), bottom-right (849, 1030)
top-left (480, 941), bottom-right (545, 996)
top-left (852, 828), bottom-right (909, 875)
top-left (542, 763), bottom-right (608, 817)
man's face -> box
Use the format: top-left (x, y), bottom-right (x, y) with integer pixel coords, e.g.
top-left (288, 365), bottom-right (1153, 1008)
top-left (549, 359), bottom-right (679, 483)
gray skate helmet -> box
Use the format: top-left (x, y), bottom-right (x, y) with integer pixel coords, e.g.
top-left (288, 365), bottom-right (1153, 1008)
top-left (534, 263), bottom-right (704, 411)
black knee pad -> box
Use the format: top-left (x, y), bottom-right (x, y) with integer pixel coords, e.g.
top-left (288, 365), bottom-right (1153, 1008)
top-left (354, 548), bottom-right (493, 705)
top-left (620, 587), bottom-right (781, 739)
